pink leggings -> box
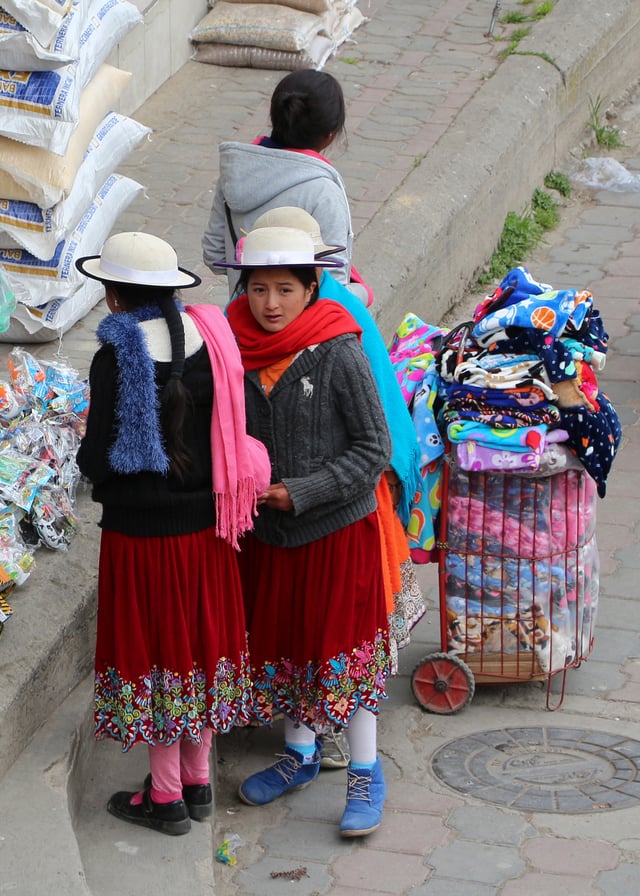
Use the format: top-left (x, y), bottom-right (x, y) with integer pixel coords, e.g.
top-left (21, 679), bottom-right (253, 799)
top-left (147, 729), bottom-right (213, 804)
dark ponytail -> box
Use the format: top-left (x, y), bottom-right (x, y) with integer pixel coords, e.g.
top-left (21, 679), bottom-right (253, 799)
top-left (269, 70), bottom-right (345, 151)
top-left (157, 293), bottom-right (191, 480)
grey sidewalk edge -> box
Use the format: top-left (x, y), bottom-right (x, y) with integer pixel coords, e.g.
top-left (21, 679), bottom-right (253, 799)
top-left (0, 0), bottom-right (638, 886)
top-left (363, 0), bottom-right (640, 339)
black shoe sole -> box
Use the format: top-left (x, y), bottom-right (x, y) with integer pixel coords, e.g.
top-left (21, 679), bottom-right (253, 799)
top-left (107, 796), bottom-right (191, 836)
top-left (143, 773), bottom-right (212, 822)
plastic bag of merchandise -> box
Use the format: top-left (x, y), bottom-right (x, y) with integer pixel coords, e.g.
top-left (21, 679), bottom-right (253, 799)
top-left (0, 449), bottom-right (54, 513)
top-left (5, 347), bottom-right (89, 419)
top-left (29, 484), bottom-right (78, 550)
top-left (0, 505), bottom-right (35, 592)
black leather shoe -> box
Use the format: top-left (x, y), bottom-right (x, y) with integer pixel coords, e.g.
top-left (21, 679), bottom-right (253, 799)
top-left (107, 789), bottom-right (191, 836)
top-left (143, 773), bottom-right (212, 821)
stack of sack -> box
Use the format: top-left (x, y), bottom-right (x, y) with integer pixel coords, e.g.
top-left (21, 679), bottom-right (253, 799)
top-left (0, 0), bottom-right (150, 342)
top-left (190, 0), bottom-right (366, 70)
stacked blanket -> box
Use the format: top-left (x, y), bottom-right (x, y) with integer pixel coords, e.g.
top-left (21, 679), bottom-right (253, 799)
top-left (389, 266), bottom-right (619, 674)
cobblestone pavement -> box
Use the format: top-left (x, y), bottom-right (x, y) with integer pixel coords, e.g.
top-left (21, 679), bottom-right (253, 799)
top-left (2, 1), bottom-right (640, 893)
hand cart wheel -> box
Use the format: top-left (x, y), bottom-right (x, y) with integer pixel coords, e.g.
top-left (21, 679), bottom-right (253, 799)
top-left (411, 652), bottom-right (475, 714)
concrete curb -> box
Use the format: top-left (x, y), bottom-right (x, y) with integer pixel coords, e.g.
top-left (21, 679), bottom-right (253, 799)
top-left (362, 0), bottom-right (640, 338)
top-left (0, 677), bottom-right (94, 894)
top-left (0, 496), bottom-right (100, 776)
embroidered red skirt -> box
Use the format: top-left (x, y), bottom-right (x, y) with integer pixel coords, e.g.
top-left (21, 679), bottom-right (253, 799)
top-left (94, 527), bottom-right (252, 751)
top-left (237, 511), bottom-right (391, 732)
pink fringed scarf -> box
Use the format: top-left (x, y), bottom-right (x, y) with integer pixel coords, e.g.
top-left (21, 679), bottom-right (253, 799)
top-left (186, 304), bottom-right (271, 549)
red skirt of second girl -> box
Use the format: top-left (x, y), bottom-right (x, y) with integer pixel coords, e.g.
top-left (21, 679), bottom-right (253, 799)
top-left (94, 527), bottom-right (252, 751)
top-left (237, 511), bottom-right (391, 733)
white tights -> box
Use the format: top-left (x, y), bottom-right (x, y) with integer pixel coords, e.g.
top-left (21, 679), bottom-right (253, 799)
top-left (284, 707), bottom-right (377, 766)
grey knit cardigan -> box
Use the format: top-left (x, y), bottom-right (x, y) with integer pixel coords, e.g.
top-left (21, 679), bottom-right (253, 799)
top-left (244, 333), bottom-right (392, 548)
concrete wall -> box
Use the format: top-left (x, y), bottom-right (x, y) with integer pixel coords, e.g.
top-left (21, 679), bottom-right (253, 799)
top-left (360, 0), bottom-right (640, 340)
top-left (108, 0), bottom-right (208, 115)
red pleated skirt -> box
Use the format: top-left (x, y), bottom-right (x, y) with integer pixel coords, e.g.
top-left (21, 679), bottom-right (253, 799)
top-left (237, 512), bottom-right (391, 732)
top-left (94, 527), bottom-right (252, 751)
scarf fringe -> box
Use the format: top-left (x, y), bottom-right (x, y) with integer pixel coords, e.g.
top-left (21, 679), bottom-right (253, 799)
top-left (215, 477), bottom-right (260, 550)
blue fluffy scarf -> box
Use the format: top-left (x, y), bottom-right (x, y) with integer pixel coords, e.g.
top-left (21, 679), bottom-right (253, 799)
top-left (96, 302), bottom-right (183, 475)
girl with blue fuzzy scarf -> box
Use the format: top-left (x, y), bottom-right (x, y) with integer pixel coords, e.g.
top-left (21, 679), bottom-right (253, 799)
top-left (76, 232), bottom-right (270, 836)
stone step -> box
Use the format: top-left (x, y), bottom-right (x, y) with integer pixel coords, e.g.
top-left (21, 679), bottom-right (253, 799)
top-left (0, 674), bottom-right (215, 895)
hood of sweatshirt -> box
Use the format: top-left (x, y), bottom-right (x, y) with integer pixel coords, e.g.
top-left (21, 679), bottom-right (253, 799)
top-left (219, 141), bottom-right (349, 218)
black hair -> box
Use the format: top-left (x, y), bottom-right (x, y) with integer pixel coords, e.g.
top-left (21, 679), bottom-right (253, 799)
top-left (109, 283), bottom-right (191, 480)
top-left (269, 70), bottom-right (346, 151)
top-left (238, 266), bottom-right (320, 305)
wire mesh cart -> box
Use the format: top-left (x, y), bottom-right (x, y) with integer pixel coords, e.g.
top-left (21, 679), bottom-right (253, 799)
top-left (411, 457), bottom-right (599, 713)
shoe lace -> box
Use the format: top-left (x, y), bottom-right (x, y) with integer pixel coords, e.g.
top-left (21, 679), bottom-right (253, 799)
top-left (325, 729), bottom-right (350, 762)
top-left (346, 768), bottom-right (372, 803)
top-left (272, 753), bottom-right (303, 785)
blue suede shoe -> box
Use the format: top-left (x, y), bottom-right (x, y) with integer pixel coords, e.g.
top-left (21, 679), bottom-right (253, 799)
top-left (339, 758), bottom-right (386, 837)
top-left (238, 746), bottom-right (320, 806)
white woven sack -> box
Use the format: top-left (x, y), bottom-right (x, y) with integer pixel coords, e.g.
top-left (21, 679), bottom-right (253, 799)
top-left (0, 65), bottom-right (84, 156)
top-left (0, 2), bottom-right (139, 156)
top-left (191, 3), bottom-right (322, 52)
top-left (0, 64), bottom-right (132, 207)
top-left (0, 113), bottom-right (151, 259)
top-left (1, 0), bottom-right (73, 47)
top-left (0, 278), bottom-right (104, 341)
top-left (0, 0), bottom-right (87, 70)
top-left (0, 173), bottom-right (144, 306)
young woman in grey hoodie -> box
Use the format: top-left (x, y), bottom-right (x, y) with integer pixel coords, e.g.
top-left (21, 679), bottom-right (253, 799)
top-left (202, 70), bottom-right (353, 297)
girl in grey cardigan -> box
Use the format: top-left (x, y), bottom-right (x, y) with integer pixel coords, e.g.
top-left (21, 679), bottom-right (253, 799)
top-left (224, 225), bottom-right (392, 838)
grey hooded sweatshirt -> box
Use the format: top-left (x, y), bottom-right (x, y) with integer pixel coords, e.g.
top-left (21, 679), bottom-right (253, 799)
top-left (202, 141), bottom-right (353, 295)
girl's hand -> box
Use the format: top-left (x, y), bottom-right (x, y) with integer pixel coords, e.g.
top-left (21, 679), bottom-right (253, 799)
top-left (258, 483), bottom-right (293, 511)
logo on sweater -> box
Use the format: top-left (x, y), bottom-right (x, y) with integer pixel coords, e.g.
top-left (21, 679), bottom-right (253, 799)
top-left (300, 376), bottom-right (314, 398)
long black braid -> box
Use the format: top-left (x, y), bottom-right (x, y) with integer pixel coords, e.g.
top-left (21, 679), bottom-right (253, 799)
top-left (156, 292), bottom-right (191, 480)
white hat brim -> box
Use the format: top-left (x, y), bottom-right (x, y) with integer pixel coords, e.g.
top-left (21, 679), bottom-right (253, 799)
top-left (75, 255), bottom-right (201, 289)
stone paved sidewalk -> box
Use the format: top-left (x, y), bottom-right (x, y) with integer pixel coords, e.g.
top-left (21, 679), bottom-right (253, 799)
top-left (208, 95), bottom-right (640, 896)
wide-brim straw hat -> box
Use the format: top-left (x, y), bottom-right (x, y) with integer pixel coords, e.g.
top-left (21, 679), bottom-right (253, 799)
top-left (251, 207), bottom-right (345, 258)
top-left (215, 226), bottom-right (344, 270)
top-left (75, 232), bottom-right (201, 289)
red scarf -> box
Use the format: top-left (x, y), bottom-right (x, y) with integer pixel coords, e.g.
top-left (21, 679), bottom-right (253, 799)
top-left (227, 295), bottom-right (362, 371)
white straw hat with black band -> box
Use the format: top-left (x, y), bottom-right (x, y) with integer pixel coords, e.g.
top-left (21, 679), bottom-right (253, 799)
top-left (76, 232), bottom-right (201, 289)
top-left (215, 226), bottom-right (344, 271)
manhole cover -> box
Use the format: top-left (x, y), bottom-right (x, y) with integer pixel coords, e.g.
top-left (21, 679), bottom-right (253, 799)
top-left (432, 727), bottom-right (640, 813)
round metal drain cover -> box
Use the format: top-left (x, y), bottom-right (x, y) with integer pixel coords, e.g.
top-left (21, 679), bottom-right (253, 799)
top-left (432, 727), bottom-right (640, 813)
